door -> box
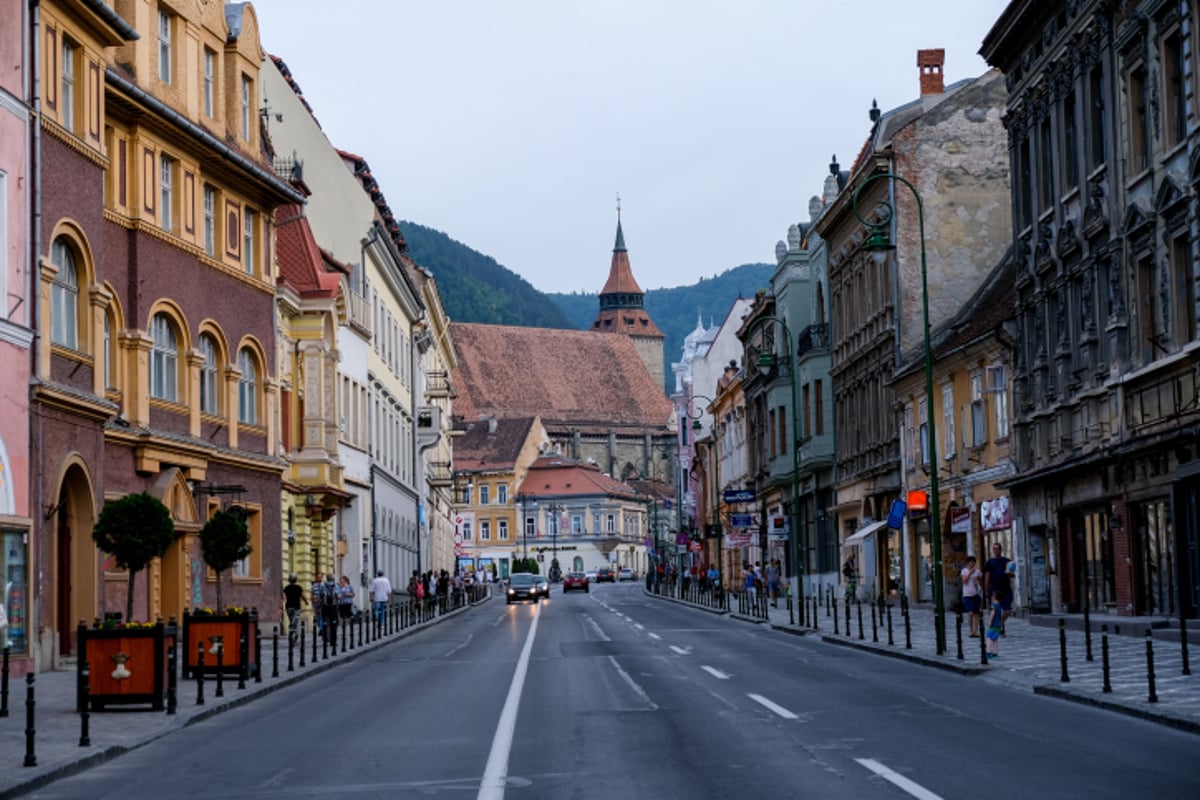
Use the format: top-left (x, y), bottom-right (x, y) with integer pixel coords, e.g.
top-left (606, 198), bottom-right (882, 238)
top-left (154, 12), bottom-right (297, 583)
top-left (56, 486), bottom-right (72, 655)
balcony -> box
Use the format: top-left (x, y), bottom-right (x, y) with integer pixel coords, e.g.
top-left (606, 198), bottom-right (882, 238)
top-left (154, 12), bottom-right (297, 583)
top-left (425, 370), bottom-right (452, 399)
top-left (344, 289), bottom-right (371, 336)
top-left (427, 460), bottom-right (453, 486)
top-left (796, 323), bottom-right (830, 358)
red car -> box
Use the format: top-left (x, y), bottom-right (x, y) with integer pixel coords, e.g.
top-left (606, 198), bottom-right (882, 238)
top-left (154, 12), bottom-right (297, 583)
top-left (562, 572), bottom-right (590, 593)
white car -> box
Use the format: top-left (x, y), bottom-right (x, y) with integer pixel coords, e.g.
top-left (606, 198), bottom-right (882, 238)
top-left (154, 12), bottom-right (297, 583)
top-left (585, 570), bottom-right (597, 583)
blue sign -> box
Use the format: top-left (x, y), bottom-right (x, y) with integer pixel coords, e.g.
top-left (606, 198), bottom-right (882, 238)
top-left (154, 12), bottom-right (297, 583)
top-left (887, 499), bottom-right (907, 530)
top-left (724, 489), bottom-right (756, 503)
top-left (731, 514), bottom-right (753, 528)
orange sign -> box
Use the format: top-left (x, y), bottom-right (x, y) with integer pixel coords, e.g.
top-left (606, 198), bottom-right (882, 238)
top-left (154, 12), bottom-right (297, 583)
top-left (907, 490), bottom-right (928, 514)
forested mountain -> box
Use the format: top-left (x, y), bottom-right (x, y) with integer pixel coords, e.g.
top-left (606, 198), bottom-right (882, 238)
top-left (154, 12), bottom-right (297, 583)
top-left (398, 221), bottom-right (773, 389)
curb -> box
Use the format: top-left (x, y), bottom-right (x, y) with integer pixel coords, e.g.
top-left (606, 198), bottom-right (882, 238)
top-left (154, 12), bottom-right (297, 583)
top-left (641, 589), bottom-right (730, 617)
top-left (820, 634), bottom-right (990, 676)
top-left (0, 599), bottom-right (488, 800)
top-left (1032, 684), bottom-right (1200, 736)
top-left (768, 624), bottom-right (817, 637)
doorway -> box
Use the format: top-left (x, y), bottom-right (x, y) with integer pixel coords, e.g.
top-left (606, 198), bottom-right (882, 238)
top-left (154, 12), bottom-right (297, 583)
top-left (53, 463), bottom-right (97, 657)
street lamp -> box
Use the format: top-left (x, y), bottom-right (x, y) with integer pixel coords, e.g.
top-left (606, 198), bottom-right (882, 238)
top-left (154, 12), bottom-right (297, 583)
top-left (743, 315), bottom-right (802, 600)
top-left (852, 172), bottom-right (945, 655)
top-left (688, 393), bottom-right (719, 582)
top-left (515, 492), bottom-right (536, 565)
top-left (545, 501), bottom-right (564, 581)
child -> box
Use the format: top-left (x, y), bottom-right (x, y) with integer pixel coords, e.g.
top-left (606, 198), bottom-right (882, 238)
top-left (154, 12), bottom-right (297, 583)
top-left (985, 591), bottom-right (1003, 658)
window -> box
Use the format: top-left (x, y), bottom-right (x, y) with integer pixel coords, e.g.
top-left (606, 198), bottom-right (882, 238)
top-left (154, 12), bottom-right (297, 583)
top-left (942, 383), bottom-right (955, 458)
top-left (160, 155), bottom-right (174, 232)
top-left (1171, 233), bottom-right (1195, 345)
top-left (50, 238), bottom-right (79, 348)
top-left (814, 379), bottom-right (824, 435)
top-left (157, 10), bottom-right (171, 84)
top-left (571, 515), bottom-right (583, 534)
top-left (203, 49), bottom-right (215, 118)
top-left (904, 403), bottom-right (915, 469)
top-left (1163, 30), bottom-right (1186, 148)
top-left (1128, 65), bottom-right (1150, 174)
top-left (498, 519), bottom-right (509, 540)
top-left (203, 186), bottom-right (216, 256)
top-left (102, 313), bottom-right (112, 388)
top-left (227, 505), bottom-right (260, 579)
top-left (524, 515), bottom-right (535, 537)
top-left (971, 372), bottom-right (986, 446)
top-left (480, 521), bottom-right (491, 541)
top-left (987, 365), bottom-right (1009, 440)
top-left (1088, 66), bottom-right (1106, 171)
top-left (1062, 89), bottom-right (1078, 189)
top-left (1038, 118), bottom-right (1053, 210)
top-left (460, 485), bottom-right (470, 505)
top-left (61, 38), bottom-right (75, 130)
top-left (479, 485), bottom-right (490, 505)
top-left (0, 172), bottom-right (6, 310)
top-left (497, 484), bottom-right (508, 505)
top-left (149, 313), bottom-right (178, 401)
top-left (241, 75), bottom-right (251, 141)
top-left (778, 404), bottom-right (787, 456)
top-left (198, 334), bottom-right (218, 415)
top-left (606, 514), bottom-right (615, 533)
top-left (918, 398), bottom-right (929, 465)
top-left (1017, 138), bottom-right (1032, 229)
top-left (243, 208), bottom-right (255, 274)
top-left (461, 521), bottom-right (472, 541)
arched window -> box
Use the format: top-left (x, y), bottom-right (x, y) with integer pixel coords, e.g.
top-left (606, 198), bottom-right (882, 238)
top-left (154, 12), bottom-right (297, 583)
top-left (102, 312), bottom-right (111, 388)
top-left (198, 334), bottom-right (218, 415)
top-left (50, 238), bottom-right (79, 348)
top-left (149, 313), bottom-right (178, 401)
top-left (237, 348), bottom-right (257, 425)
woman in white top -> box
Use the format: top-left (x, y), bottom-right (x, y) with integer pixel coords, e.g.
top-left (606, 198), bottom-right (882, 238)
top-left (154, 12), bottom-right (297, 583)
top-left (961, 556), bottom-right (983, 637)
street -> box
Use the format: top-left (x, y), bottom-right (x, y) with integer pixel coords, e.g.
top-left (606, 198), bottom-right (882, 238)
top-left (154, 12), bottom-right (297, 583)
top-left (25, 583), bottom-right (1200, 799)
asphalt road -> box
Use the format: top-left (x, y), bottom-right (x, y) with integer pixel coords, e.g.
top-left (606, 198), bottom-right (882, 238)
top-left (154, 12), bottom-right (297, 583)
top-left (24, 582), bottom-right (1200, 799)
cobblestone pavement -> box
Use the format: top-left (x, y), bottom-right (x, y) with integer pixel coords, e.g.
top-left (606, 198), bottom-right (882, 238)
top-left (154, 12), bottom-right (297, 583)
top-left (0, 597), bottom-right (488, 799)
top-left (654, 587), bottom-right (1200, 735)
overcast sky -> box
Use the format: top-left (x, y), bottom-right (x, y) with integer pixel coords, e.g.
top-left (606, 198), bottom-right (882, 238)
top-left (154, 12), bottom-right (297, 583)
top-left (250, 0), bottom-right (1011, 294)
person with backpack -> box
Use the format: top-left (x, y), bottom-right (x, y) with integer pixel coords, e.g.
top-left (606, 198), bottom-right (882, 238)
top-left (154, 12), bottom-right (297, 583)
top-left (320, 573), bottom-right (339, 641)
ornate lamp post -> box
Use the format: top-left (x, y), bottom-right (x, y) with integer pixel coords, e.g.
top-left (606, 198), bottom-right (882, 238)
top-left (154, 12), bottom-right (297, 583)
top-left (515, 492), bottom-right (536, 566)
top-left (852, 172), bottom-right (945, 655)
top-left (547, 502), bottom-right (563, 581)
top-left (743, 315), bottom-right (802, 598)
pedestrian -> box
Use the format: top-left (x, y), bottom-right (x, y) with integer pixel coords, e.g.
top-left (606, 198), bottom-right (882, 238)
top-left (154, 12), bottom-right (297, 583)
top-left (985, 591), bottom-right (1003, 658)
top-left (982, 543), bottom-right (1013, 635)
top-left (320, 573), bottom-right (339, 640)
top-left (408, 570), bottom-right (421, 608)
top-left (371, 569), bottom-right (392, 624)
top-left (310, 572), bottom-right (326, 634)
top-left (744, 564), bottom-right (757, 601)
top-left (960, 556), bottom-right (983, 637)
top-left (766, 559), bottom-right (781, 608)
top-left (282, 573), bottom-right (305, 638)
top-left (338, 575), bottom-right (355, 622)
top-left (842, 553), bottom-right (858, 601)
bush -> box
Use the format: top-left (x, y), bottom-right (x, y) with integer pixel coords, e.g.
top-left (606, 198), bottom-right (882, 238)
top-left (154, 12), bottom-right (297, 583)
top-left (199, 507), bottom-right (251, 612)
top-left (92, 492), bottom-right (176, 622)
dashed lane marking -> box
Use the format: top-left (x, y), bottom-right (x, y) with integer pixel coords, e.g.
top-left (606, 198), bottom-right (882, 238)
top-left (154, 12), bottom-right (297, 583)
top-left (748, 693), bottom-right (798, 720)
top-left (701, 665), bottom-right (731, 680)
top-left (855, 758), bottom-right (944, 800)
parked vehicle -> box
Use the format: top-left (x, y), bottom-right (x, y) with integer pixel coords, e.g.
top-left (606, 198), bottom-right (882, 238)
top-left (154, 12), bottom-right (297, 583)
top-left (619, 568), bottom-right (635, 581)
top-left (562, 572), bottom-right (589, 593)
top-left (595, 567), bottom-right (615, 583)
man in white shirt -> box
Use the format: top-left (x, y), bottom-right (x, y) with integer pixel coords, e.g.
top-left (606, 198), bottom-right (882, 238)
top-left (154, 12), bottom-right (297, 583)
top-left (371, 570), bottom-right (392, 624)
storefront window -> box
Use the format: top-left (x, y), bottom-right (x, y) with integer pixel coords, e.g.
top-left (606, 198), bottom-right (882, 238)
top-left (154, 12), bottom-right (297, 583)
top-left (1135, 499), bottom-right (1175, 616)
top-left (2, 528), bottom-right (29, 653)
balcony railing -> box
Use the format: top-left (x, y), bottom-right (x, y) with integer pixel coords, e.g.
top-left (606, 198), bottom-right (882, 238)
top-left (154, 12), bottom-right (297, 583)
top-left (427, 460), bottom-right (453, 486)
top-left (425, 370), bottom-right (452, 398)
top-left (796, 323), bottom-right (830, 358)
top-left (345, 289), bottom-right (371, 335)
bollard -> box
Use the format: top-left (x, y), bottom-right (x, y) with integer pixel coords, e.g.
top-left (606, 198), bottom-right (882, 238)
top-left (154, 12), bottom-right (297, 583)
top-left (1146, 629), bottom-right (1158, 703)
top-left (238, 631), bottom-right (248, 690)
top-left (826, 585), bottom-right (832, 617)
top-left (299, 620), bottom-right (307, 668)
top-left (857, 600), bottom-right (864, 640)
top-left (878, 592), bottom-right (886, 627)
top-left (980, 617), bottom-right (989, 666)
top-left (79, 662), bottom-right (91, 746)
top-left (323, 620), bottom-right (330, 660)
top-left (272, 627), bottom-right (280, 678)
top-left (844, 598), bottom-right (852, 639)
top-left (1, 645), bottom-right (9, 717)
top-left (255, 625), bottom-right (263, 683)
top-left (313, 617), bottom-right (320, 663)
top-left (812, 596), bottom-right (819, 630)
top-left (789, 594), bottom-right (795, 626)
top-left (871, 598), bottom-right (878, 643)
top-left (886, 603), bottom-right (894, 646)
top-left (1180, 613), bottom-right (1191, 677)
top-left (903, 601), bottom-right (912, 650)
top-left (1058, 618), bottom-right (1070, 683)
top-left (214, 637), bottom-right (225, 698)
top-left (955, 610), bottom-right (963, 660)
top-left (347, 613), bottom-right (354, 651)
top-left (196, 642), bottom-right (206, 705)
top-left (1083, 600), bottom-right (1093, 662)
top-left (832, 596), bottom-right (840, 635)
top-left (358, 611), bottom-right (364, 647)
top-left (167, 641), bottom-right (177, 715)
top-left (1101, 625), bottom-right (1112, 693)
top-left (23, 673), bottom-right (36, 767)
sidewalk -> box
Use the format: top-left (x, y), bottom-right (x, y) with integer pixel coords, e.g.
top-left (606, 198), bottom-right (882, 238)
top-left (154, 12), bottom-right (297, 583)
top-left (651, 588), bottom-right (1200, 735)
top-left (0, 595), bottom-right (490, 799)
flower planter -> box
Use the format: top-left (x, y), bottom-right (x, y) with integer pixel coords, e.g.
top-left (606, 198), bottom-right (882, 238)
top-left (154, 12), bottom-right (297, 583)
top-left (76, 620), bottom-right (177, 711)
top-left (182, 609), bottom-right (259, 679)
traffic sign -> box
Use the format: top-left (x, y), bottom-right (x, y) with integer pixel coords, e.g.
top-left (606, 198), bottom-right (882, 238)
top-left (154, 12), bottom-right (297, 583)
top-left (675, 532), bottom-right (689, 545)
top-left (689, 541), bottom-right (702, 553)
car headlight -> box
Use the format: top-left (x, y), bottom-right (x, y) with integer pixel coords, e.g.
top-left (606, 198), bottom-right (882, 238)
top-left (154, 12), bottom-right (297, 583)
top-left (507, 588), bottom-right (514, 595)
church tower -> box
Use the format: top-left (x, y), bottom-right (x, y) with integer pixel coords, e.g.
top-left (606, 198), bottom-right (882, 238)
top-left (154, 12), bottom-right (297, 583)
top-left (591, 209), bottom-right (666, 389)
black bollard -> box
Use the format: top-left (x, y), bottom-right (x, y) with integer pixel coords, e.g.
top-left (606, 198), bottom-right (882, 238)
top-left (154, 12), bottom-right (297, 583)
top-left (826, 585), bottom-right (832, 617)
top-left (167, 641), bottom-right (177, 715)
top-left (789, 594), bottom-right (795, 626)
top-left (1180, 613), bottom-right (1191, 677)
top-left (79, 662), bottom-right (91, 745)
top-left (255, 625), bottom-right (263, 683)
top-left (238, 631), bottom-right (248, 690)
top-left (299, 619), bottom-right (307, 667)
top-left (1, 644), bottom-right (9, 717)
top-left (844, 598), bottom-right (852, 639)
top-left (833, 596), bottom-right (840, 635)
top-left (23, 673), bottom-right (36, 767)
top-left (878, 592), bottom-right (886, 627)
top-left (1146, 629), bottom-right (1158, 703)
top-left (196, 642), bottom-right (206, 705)
top-left (272, 627), bottom-right (280, 678)
top-left (358, 611), bottom-right (364, 647)
top-left (903, 601), bottom-right (912, 650)
top-left (323, 620), bottom-right (330, 660)
top-left (886, 603), bottom-right (894, 646)
top-left (857, 601), bottom-right (864, 640)
top-left (1101, 625), bottom-right (1112, 693)
top-left (871, 598), bottom-right (879, 643)
top-left (214, 637), bottom-right (225, 698)
top-left (955, 611), bottom-right (963, 660)
top-left (1083, 600), bottom-right (1093, 662)
top-left (980, 617), bottom-right (989, 666)
top-left (342, 613), bottom-right (348, 651)
top-left (313, 618), bottom-right (319, 663)
top-left (812, 596), bottom-right (819, 630)
top-left (1058, 618), bottom-right (1070, 683)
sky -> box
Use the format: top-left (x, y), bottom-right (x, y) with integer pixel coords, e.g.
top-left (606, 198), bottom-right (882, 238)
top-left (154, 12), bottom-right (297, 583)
top-left (249, 0), bottom-right (1012, 294)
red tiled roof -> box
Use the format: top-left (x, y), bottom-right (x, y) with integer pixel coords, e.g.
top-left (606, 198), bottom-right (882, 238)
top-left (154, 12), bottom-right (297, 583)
top-left (275, 204), bottom-right (340, 297)
top-left (600, 248), bottom-right (643, 296)
top-left (450, 323), bottom-right (673, 433)
top-left (518, 454), bottom-right (641, 501)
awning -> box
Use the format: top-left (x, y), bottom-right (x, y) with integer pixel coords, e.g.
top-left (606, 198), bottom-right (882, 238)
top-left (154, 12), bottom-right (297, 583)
top-left (842, 519), bottom-right (888, 548)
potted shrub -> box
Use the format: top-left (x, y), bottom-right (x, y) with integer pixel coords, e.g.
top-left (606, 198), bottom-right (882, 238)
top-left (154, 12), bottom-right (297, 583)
top-left (183, 508), bottom-right (258, 679)
top-left (91, 491), bottom-right (176, 623)
top-left (199, 507), bottom-right (251, 613)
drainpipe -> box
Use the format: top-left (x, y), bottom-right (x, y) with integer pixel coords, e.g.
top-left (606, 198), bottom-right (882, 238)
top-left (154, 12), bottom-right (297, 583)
top-left (28, 0), bottom-right (45, 669)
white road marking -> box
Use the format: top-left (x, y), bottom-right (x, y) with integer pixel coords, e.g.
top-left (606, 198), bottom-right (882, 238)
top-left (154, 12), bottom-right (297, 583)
top-left (701, 665), bottom-right (730, 680)
top-left (478, 606), bottom-right (541, 800)
top-left (585, 615), bottom-right (611, 642)
top-left (633, 623), bottom-right (644, 630)
top-left (669, 645), bottom-right (690, 655)
top-left (608, 655), bottom-right (658, 710)
top-left (444, 633), bottom-right (474, 658)
top-left (855, 758), bottom-right (944, 800)
top-left (747, 693), bottom-right (798, 720)
top-left (647, 632), bottom-right (661, 640)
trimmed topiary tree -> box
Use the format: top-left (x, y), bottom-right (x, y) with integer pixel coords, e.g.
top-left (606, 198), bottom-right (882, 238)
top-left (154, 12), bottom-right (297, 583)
top-left (199, 507), bottom-right (251, 612)
top-left (92, 492), bottom-right (176, 622)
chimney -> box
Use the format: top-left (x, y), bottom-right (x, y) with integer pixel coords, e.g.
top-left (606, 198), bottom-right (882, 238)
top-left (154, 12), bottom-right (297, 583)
top-left (918, 49), bottom-right (945, 96)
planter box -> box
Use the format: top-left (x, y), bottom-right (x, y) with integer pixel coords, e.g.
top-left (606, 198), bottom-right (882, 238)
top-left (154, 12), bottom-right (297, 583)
top-left (182, 610), bottom-right (259, 679)
top-left (76, 620), bottom-right (177, 711)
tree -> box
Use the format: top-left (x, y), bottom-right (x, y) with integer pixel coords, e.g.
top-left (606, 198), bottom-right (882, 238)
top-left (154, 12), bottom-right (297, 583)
top-left (199, 507), bottom-right (252, 612)
top-left (91, 492), bottom-right (176, 622)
